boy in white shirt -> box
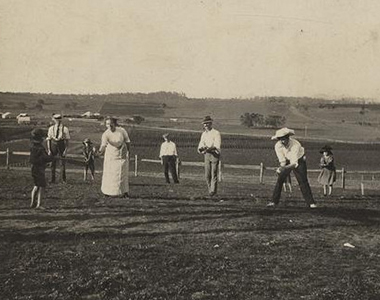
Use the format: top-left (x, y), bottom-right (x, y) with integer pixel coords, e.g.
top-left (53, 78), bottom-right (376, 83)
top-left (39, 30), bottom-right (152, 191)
top-left (159, 133), bottom-right (179, 184)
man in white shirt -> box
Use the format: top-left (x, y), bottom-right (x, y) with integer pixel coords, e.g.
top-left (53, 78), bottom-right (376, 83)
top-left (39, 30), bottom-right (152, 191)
top-left (159, 133), bottom-right (179, 184)
top-left (267, 127), bottom-right (316, 208)
top-left (198, 116), bottom-right (221, 196)
top-left (47, 114), bottom-right (70, 183)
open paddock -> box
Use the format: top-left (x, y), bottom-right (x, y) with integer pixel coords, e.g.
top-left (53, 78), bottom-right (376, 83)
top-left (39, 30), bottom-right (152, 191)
top-left (0, 170), bottom-right (380, 299)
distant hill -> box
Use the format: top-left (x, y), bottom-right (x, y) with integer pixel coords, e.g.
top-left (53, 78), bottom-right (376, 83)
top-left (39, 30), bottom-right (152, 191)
top-left (1, 92), bottom-right (380, 142)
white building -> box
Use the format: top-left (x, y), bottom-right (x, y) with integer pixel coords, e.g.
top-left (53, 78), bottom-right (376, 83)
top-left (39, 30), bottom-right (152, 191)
top-left (2, 112), bottom-right (11, 119)
top-left (81, 111), bottom-right (92, 117)
top-left (17, 113), bottom-right (31, 124)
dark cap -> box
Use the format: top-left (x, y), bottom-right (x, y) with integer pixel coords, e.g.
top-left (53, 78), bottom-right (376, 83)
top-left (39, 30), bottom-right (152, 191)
top-left (202, 116), bottom-right (213, 124)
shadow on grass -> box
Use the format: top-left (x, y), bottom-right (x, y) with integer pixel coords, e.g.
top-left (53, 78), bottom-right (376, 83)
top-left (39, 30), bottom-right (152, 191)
top-left (0, 221), bottom-right (372, 243)
top-left (1, 206), bottom-right (380, 225)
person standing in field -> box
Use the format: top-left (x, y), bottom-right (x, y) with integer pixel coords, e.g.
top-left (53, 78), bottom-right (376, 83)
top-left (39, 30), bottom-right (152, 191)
top-left (198, 116), bottom-right (221, 196)
top-left (98, 117), bottom-right (131, 198)
top-left (82, 138), bottom-right (96, 181)
top-left (46, 114), bottom-right (70, 183)
top-left (317, 145), bottom-right (336, 196)
top-left (267, 127), bottom-right (317, 208)
top-left (30, 128), bottom-right (54, 209)
top-left (159, 133), bottom-right (179, 184)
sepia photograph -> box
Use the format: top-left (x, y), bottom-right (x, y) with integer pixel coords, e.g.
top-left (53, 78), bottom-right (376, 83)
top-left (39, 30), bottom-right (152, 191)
top-left (1, 1), bottom-right (380, 299)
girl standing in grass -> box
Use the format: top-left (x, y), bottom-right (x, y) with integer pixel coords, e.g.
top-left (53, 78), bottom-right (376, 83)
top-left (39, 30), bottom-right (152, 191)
top-left (30, 128), bottom-right (54, 209)
top-left (317, 145), bottom-right (336, 196)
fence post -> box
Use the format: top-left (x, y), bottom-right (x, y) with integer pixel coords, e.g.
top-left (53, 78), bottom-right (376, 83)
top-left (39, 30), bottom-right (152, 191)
top-left (361, 182), bottom-right (365, 196)
top-left (341, 167), bottom-right (346, 189)
top-left (218, 161), bottom-right (222, 182)
top-left (259, 162), bottom-right (264, 184)
top-left (134, 154), bottom-right (138, 177)
top-left (6, 148), bottom-right (10, 170)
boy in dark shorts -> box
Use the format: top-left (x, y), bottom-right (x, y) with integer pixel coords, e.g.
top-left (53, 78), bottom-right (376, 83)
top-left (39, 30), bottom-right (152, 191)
top-left (30, 128), bottom-right (54, 208)
top-left (82, 138), bottom-right (96, 181)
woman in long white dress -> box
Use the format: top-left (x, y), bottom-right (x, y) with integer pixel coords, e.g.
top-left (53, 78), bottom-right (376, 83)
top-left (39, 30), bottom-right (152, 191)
top-left (98, 117), bottom-right (131, 197)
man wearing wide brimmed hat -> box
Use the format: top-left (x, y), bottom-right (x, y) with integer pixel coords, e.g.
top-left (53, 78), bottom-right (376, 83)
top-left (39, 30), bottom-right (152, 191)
top-left (159, 133), bottom-right (179, 184)
top-left (198, 116), bottom-right (221, 196)
top-left (46, 113), bottom-right (71, 183)
top-left (267, 127), bottom-right (317, 208)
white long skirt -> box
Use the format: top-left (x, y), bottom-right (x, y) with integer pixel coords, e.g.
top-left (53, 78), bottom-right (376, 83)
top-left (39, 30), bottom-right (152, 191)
top-left (101, 147), bottom-right (129, 196)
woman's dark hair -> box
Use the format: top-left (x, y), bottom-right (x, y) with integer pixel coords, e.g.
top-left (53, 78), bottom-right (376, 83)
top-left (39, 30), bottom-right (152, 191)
top-left (319, 145), bottom-right (333, 154)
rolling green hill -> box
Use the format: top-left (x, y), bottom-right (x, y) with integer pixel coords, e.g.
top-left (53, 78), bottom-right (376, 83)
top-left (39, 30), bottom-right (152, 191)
top-left (1, 92), bottom-right (380, 142)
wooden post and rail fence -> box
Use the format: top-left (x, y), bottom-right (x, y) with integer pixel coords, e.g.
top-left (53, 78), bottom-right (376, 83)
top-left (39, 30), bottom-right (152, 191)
top-left (0, 148), bottom-right (377, 194)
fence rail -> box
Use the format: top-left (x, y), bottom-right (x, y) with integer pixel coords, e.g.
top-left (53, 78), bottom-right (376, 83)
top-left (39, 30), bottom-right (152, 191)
top-left (0, 148), bottom-right (378, 194)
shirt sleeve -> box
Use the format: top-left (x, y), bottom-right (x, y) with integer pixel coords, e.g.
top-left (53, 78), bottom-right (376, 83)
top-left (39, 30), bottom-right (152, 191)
top-left (173, 142), bottom-right (178, 156)
top-left (198, 132), bottom-right (206, 150)
top-left (274, 142), bottom-right (287, 166)
top-left (287, 141), bottom-right (302, 167)
top-left (213, 130), bottom-right (221, 151)
top-left (159, 143), bottom-right (164, 158)
top-left (46, 126), bottom-right (54, 140)
top-left (63, 126), bottom-right (70, 140)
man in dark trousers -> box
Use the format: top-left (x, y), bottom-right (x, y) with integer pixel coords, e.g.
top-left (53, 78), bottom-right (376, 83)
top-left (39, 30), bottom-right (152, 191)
top-left (46, 114), bottom-right (70, 183)
top-left (267, 127), bottom-right (317, 208)
top-left (159, 133), bottom-right (179, 184)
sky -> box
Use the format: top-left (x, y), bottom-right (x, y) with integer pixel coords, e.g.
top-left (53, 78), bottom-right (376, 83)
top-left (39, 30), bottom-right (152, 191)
top-left (1, 0), bottom-right (380, 99)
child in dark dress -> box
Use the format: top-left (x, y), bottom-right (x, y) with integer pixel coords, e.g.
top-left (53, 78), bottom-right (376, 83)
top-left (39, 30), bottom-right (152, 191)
top-left (317, 145), bottom-right (336, 196)
top-left (82, 138), bottom-right (96, 181)
top-left (30, 128), bottom-right (54, 208)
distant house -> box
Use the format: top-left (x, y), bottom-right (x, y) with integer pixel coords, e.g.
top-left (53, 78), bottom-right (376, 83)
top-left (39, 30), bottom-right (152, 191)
top-left (17, 113), bottom-right (31, 124)
top-left (81, 111), bottom-right (92, 117)
top-left (17, 113), bottom-right (28, 118)
top-left (169, 118), bottom-right (178, 122)
top-left (2, 112), bottom-right (11, 119)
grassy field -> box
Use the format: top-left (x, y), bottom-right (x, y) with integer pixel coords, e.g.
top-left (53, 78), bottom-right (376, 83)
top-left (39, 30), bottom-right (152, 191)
top-left (1, 93), bottom-right (380, 299)
top-left (1, 170), bottom-right (380, 299)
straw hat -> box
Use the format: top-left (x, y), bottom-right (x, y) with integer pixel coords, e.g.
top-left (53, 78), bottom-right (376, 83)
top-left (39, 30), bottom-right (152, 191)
top-left (271, 127), bottom-right (295, 140)
top-left (52, 113), bottom-right (62, 120)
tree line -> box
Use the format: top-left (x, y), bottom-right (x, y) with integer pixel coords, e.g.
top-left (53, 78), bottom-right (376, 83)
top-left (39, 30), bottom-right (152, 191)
top-left (240, 112), bottom-right (286, 128)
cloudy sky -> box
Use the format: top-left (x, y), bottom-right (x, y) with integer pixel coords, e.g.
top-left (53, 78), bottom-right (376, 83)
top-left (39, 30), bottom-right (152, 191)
top-left (0, 0), bottom-right (380, 99)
